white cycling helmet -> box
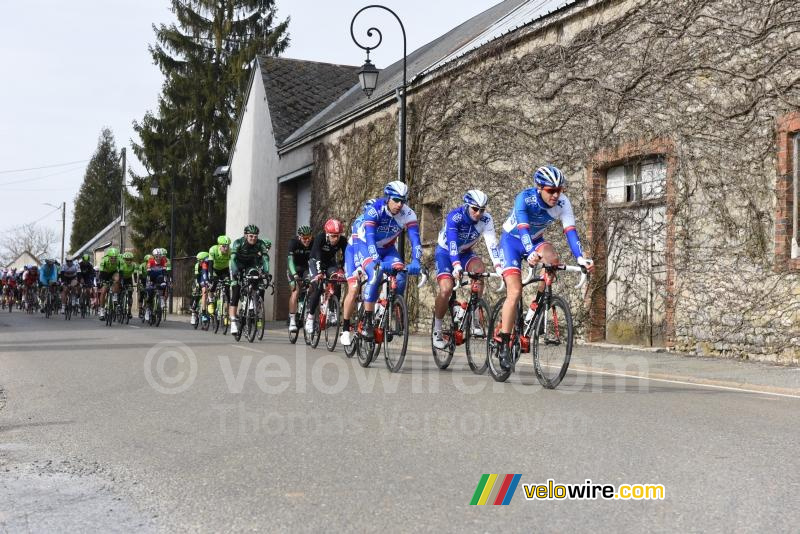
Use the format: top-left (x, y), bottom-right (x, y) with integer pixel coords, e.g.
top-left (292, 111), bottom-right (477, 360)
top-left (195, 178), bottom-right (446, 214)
top-left (383, 180), bottom-right (408, 200)
top-left (463, 189), bottom-right (488, 209)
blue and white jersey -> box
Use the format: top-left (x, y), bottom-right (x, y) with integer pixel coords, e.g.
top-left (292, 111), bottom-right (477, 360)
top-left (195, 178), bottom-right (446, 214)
top-left (359, 197), bottom-right (423, 263)
top-left (359, 198), bottom-right (418, 249)
top-left (502, 188), bottom-right (583, 259)
top-left (348, 214), bottom-right (365, 247)
top-left (436, 206), bottom-right (502, 266)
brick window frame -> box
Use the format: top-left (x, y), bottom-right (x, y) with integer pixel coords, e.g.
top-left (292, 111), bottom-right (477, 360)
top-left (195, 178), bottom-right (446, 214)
top-left (776, 111), bottom-right (800, 271)
top-left (585, 139), bottom-right (677, 347)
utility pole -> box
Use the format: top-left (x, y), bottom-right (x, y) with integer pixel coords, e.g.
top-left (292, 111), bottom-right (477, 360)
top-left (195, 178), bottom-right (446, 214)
top-left (119, 148), bottom-right (127, 252)
top-left (60, 201), bottom-right (65, 264)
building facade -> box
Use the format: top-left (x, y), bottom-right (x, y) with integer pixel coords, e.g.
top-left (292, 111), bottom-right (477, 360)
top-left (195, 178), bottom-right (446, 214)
top-left (229, 0), bottom-right (800, 363)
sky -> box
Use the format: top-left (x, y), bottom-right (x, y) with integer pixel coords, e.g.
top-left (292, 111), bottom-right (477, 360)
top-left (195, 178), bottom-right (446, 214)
top-left (0, 0), bottom-right (503, 256)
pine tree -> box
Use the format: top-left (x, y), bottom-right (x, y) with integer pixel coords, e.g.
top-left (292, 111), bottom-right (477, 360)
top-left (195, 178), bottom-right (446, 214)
top-left (129, 0), bottom-right (289, 258)
top-left (69, 128), bottom-right (122, 252)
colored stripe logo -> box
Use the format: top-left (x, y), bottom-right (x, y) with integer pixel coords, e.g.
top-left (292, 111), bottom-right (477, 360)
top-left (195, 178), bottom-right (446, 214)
top-left (470, 474), bottom-right (521, 505)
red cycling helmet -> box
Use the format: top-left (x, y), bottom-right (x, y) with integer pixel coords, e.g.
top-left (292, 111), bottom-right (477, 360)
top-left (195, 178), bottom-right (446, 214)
top-left (324, 218), bottom-right (343, 235)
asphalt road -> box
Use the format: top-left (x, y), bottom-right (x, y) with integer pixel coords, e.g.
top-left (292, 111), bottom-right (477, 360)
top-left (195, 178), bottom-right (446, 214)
top-left (1, 311), bottom-right (798, 533)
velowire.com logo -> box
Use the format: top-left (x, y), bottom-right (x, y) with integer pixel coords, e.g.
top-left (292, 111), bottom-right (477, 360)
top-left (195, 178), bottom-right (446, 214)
top-left (469, 474), bottom-right (522, 506)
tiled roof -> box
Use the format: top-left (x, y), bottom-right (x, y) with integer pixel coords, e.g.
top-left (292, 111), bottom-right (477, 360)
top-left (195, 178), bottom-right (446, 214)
top-left (282, 0), bottom-right (584, 148)
top-left (258, 56), bottom-right (359, 146)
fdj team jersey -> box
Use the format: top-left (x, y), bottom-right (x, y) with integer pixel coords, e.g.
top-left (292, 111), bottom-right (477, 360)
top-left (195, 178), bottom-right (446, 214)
top-left (358, 198), bottom-right (422, 262)
top-left (502, 187), bottom-right (583, 259)
top-left (437, 206), bottom-right (502, 266)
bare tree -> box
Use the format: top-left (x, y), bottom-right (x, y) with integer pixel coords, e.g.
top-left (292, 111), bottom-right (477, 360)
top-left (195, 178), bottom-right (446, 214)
top-left (0, 223), bottom-right (57, 265)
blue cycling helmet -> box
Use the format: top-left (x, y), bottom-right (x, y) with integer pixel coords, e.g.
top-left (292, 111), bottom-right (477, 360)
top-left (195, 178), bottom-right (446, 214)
top-left (533, 165), bottom-right (566, 188)
top-left (383, 180), bottom-right (408, 201)
top-left (463, 189), bottom-right (488, 208)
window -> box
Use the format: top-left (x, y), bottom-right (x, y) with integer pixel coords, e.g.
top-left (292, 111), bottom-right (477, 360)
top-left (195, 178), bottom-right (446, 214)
top-left (606, 157), bottom-right (666, 204)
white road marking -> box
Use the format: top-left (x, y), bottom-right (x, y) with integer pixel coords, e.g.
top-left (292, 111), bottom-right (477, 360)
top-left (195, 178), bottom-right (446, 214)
top-left (230, 344), bottom-right (264, 354)
top-left (568, 365), bottom-right (800, 399)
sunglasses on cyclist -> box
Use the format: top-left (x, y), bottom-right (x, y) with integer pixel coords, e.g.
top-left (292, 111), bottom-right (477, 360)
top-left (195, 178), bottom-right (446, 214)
top-left (390, 197), bottom-right (406, 204)
top-left (245, 233), bottom-right (258, 238)
top-left (468, 205), bottom-right (486, 214)
top-left (541, 186), bottom-right (564, 194)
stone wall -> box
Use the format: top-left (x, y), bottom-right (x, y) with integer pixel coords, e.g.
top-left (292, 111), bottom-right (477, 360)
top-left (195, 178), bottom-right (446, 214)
top-left (310, 0), bottom-right (800, 363)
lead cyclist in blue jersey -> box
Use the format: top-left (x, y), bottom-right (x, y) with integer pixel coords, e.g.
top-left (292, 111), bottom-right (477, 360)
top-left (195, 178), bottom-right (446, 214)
top-left (432, 189), bottom-right (503, 349)
top-left (497, 165), bottom-right (595, 370)
top-left (357, 181), bottom-right (423, 341)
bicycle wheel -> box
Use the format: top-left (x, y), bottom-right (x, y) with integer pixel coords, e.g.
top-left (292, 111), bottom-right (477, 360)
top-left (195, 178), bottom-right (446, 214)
top-left (192, 299), bottom-right (200, 330)
top-left (383, 295), bottom-right (409, 373)
top-left (310, 304), bottom-right (321, 349)
top-left (431, 309), bottom-right (455, 370)
top-left (257, 295), bottom-right (266, 341)
top-left (465, 298), bottom-right (490, 374)
top-left (324, 294), bottom-right (340, 352)
top-left (300, 295), bottom-right (311, 346)
top-left (213, 293), bottom-right (222, 334)
top-left (64, 297), bottom-right (71, 320)
top-left (154, 298), bottom-right (162, 327)
top-left (246, 293), bottom-right (258, 343)
top-left (356, 305), bottom-right (375, 367)
top-left (532, 294), bottom-right (573, 389)
top-left (487, 298), bottom-right (512, 382)
top-left (343, 301), bottom-right (360, 358)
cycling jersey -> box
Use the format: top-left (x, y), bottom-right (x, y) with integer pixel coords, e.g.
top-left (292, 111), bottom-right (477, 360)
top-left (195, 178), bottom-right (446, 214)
top-left (77, 260), bottom-right (95, 285)
top-left (358, 198), bottom-right (422, 266)
top-left (60, 262), bottom-right (79, 280)
top-left (119, 260), bottom-right (137, 280)
top-left (39, 263), bottom-right (59, 285)
top-left (309, 231), bottom-right (346, 275)
top-left (230, 236), bottom-right (271, 279)
top-left (500, 188), bottom-right (585, 275)
top-left (437, 206), bottom-right (502, 267)
top-left (147, 256), bottom-right (170, 271)
top-left (208, 244), bottom-right (231, 274)
top-left (287, 237), bottom-right (312, 277)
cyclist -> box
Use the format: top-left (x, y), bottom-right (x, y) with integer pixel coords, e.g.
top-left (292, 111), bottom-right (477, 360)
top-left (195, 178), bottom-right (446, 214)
top-left (145, 248), bottom-right (171, 322)
top-left (497, 165), bottom-right (595, 370)
top-left (136, 254), bottom-right (152, 318)
top-left (59, 257), bottom-right (80, 309)
top-left (205, 235), bottom-right (232, 322)
top-left (191, 251), bottom-right (210, 326)
top-left (229, 224), bottom-right (271, 335)
top-left (22, 264), bottom-right (38, 309)
top-left (304, 219), bottom-right (346, 335)
top-left (38, 258), bottom-right (60, 312)
top-left (287, 225), bottom-right (313, 333)
top-left (340, 200), bottom-right (375, 347)
top-left (357, 181), bottom-right (423, 340)
top-left (97, 248), bottom-right (120, 320)
top-left (77, 254), bottom-right (95, 304)
top-left (432, 189), bottom-right (503, 349)
top-left (118, 252), bottom-right (137, 317)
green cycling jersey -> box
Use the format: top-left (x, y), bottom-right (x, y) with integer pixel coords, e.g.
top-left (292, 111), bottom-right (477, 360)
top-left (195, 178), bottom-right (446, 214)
top-left (99, 256), bottom-right (121, 274)
top-left (230, 236), bottom-right (271, 279)
top-left (208, 244), bottom-right (231, 273)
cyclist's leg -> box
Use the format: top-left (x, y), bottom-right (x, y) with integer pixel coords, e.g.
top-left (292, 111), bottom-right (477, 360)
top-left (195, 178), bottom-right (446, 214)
top-left (434, 246), bottom-right (456, 322)
top-left (381, 247), bottom-right (406, 294)
top-left (499, 233), bottom-right (527, 335)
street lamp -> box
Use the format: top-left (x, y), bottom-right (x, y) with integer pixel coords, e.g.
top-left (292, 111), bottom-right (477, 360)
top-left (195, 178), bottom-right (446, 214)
top-left (357, 58), bottom-right (379, 97)
top-left (351, 4), bottom-right (407, 184)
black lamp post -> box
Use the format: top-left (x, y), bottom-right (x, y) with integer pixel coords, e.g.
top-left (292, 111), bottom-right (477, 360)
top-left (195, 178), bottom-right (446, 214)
top-left (351, 4), bottom-right (407, 185)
